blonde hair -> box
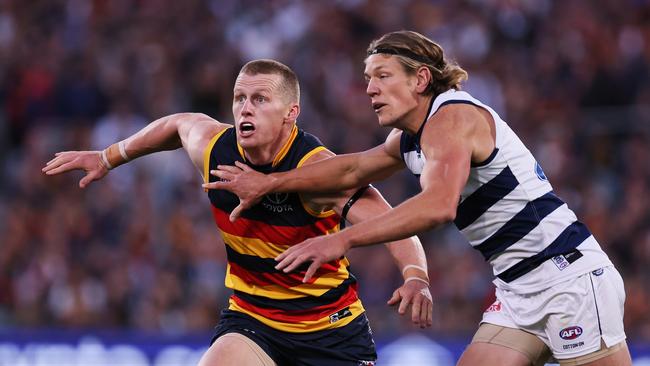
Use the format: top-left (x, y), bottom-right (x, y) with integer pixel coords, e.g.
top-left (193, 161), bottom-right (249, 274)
top-left (239, 59), bottom-right (300, 104)
top-left (367, 30), bottom-right (468, 96)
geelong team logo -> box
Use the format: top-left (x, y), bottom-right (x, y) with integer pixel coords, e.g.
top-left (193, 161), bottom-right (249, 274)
top-left (559, 326), bottom-right (583, 340)
top-left (535, 162), bottom-right (548, 181)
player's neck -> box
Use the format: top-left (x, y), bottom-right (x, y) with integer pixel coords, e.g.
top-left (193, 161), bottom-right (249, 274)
top-left (244, 124), bottom-right (294, 166)
top-left (400, 95), bottom-right (435, 135)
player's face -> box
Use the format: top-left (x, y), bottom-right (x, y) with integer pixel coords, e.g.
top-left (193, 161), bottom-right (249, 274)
top-left (232, 73), bottom-right (294, 150)
top-left (364, 54), bottom-right (420, 128)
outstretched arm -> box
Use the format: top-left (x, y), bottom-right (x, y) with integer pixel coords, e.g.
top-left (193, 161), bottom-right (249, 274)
top-left (42, 113), bottom-right (229, 187)
top-left (275, 106), bottom-right (478, 282)
top-left (205, 129), bottom-right (406, 221)
top-left (300, 149), bottom-right (433, 328)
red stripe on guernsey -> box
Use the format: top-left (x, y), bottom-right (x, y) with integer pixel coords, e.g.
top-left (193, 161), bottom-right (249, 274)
top-left (231, 282), bottom-right (359, 322)
top-left (229, 260), bottom-right (340, 288)
top-left (212, 207), bottom-right (339, 246)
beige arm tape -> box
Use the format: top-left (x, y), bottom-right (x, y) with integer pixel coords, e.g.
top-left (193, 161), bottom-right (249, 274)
top-left (102, 142), bottom-right (130, 170)
top-left (401, 264), bottom-right (429, 283)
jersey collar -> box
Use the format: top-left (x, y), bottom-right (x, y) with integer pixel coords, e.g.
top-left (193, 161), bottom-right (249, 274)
top-left (236, 124), bottom-right (298, 168)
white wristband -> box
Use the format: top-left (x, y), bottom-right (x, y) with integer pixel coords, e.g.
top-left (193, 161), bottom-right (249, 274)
top-left (118, 141), bottom-right (130, 161)
top-left (404, 277), bottom-right (430, 286)
top-left (401, 264), bottom-right (428, 276)
top-left (100, 149), bottom-right (113, 170)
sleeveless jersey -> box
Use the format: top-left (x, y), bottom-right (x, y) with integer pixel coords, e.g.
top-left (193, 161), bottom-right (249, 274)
top-left (400, 90), bottom-right (612, 293)
top-left (203, 125), bottom-right (364, 332)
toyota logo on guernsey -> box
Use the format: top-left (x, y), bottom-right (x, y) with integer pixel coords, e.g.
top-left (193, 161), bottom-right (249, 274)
top-left (559, 326), bottom-right (583, 340)
top-left (265, 193), bottom-right (289, 204)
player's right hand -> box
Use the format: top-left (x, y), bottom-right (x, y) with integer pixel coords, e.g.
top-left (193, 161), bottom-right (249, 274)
top-left (42, 151), bottom-right (109, 188)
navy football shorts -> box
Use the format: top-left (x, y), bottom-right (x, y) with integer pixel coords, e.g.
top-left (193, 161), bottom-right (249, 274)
top-left (210, 309), bottom-right (377, 366)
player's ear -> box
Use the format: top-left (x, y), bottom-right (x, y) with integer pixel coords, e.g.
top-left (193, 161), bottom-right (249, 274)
top-left (285, 104), bottom-right (300, 123)
top-left (415, 66), bottom-right (432, 94)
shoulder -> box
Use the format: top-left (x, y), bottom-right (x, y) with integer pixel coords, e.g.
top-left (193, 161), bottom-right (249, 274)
top-left (383, 128), bottom-right (404, 159)
top-left (298, 129), bottom-right (325, 149)
top-left (299, 146), bottom-right (335, 167)
top-left (426, 103), bottom-right (483, 139)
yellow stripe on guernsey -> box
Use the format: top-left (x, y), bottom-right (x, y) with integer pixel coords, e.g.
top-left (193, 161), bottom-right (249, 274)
top-left (225, 259), bottom-right (352, 299)
top-left (220, 231), bottom-right (289, 258)
top-left (203, 127), bottom-right (233, 185)
top-left (229, 297), bottom-right (365, 333)
top-left (236, 125), bottom-right (299, 167)
top-left (296, 146), bottom-right (338, 218)
top-left (221, 229), bottom-right (352, 299)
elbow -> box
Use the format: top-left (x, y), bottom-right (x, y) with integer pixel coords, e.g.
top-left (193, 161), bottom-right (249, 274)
top-left (437, 208), bottom-right (456, 224)
top-left (423, 205), bottom-right (456, 227)
top-left (418, 191), bottom-right (457, 227)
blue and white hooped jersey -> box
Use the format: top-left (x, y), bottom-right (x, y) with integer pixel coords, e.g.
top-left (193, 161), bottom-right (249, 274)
top-left (401, 89), bottom-right (612, 293)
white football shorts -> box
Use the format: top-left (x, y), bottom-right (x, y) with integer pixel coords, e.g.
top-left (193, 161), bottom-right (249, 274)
top-left (481, 266), bottom-right (626, 360)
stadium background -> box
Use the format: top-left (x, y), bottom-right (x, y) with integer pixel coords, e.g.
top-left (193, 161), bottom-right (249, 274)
top-left (0, 0), bottom-right (649, 364)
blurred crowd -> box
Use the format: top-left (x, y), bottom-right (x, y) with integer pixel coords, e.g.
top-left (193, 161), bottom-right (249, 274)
top-left (1, 0), bottom-right (649, 344)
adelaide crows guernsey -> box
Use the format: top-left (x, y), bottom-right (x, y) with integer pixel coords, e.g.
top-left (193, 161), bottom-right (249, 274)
top-left (400, 90), bottom-right (612, 293)
top-left (203, 125), bottom-right (364, 332)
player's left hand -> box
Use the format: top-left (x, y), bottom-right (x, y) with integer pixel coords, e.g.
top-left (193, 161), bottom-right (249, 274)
top-left (387, 279), bottom-right (433, 328)
top-left (275, 234), bottom-right (350, 283)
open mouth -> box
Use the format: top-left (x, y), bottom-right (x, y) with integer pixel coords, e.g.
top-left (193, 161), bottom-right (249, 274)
top-left (372, 102), bottom-right (387, 112)
top-left (238, 122), bottom-right (256, 135)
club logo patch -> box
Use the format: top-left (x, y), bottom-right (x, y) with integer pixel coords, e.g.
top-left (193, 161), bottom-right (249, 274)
top-left (559, 326), bottom-right (583, 340)
top-left (552, 255), bottom-right (570, 270)
top-left (329, 307), bottom-right (352, 323)
top-left (535, 162), bottom-right (548, 181)
top-left (592, 268), bottom-right (604, 276)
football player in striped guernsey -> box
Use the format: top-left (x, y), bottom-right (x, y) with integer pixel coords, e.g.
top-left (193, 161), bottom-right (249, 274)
top-left (43, 59), bottom-right (433, 366)
top-left (210, 32), bottom-right (631, 366)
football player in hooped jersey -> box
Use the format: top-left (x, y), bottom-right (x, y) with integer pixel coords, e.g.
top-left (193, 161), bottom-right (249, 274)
top-left (209, 32), bottom-right (632, 366)
top-left (42, 59), bottom-right (433, 366)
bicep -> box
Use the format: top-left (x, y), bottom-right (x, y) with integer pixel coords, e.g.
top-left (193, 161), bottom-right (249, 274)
top-left (342, 186), bottom-right (391, 224)
top-left (419, 111), bottom-right (474, 201)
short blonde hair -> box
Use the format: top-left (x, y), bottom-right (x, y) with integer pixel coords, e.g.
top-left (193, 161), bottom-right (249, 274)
top-left (239, 59), bottom-right (300, 104)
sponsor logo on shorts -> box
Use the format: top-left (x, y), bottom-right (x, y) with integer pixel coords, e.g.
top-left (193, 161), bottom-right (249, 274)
top-left (485, 300), bottom-right (502, 313)
top-left (563, 341), bottom-right (585, 350)
top-left (592, 268), bottom-right (604, 276)
top-left (358, 361), bottom-right (375, 366)
top-left (559, 326), bottom-right (583, 340)
top-left (329, 306), bottom-right (353, 323)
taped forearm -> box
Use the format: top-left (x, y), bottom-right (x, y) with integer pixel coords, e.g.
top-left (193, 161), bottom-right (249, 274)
top-left (98, 113), bottom-right (193, 170)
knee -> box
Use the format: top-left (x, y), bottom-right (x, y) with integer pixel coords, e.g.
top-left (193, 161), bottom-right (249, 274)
top-left (197, 333), bottom-right (275, 366)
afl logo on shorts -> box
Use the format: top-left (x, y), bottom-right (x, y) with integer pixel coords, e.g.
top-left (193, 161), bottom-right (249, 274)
top-left (535, 162), bottom-right (548, 181)
top-left (560, 326), bottom-right (583, 340)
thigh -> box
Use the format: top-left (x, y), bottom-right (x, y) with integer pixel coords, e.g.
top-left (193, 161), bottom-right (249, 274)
top-left (465, 323), bottom-right (551, 366)
top-left (198, 333), bottom-right (276, 366)
top-left (458, 342), bottom-right (535, 366)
